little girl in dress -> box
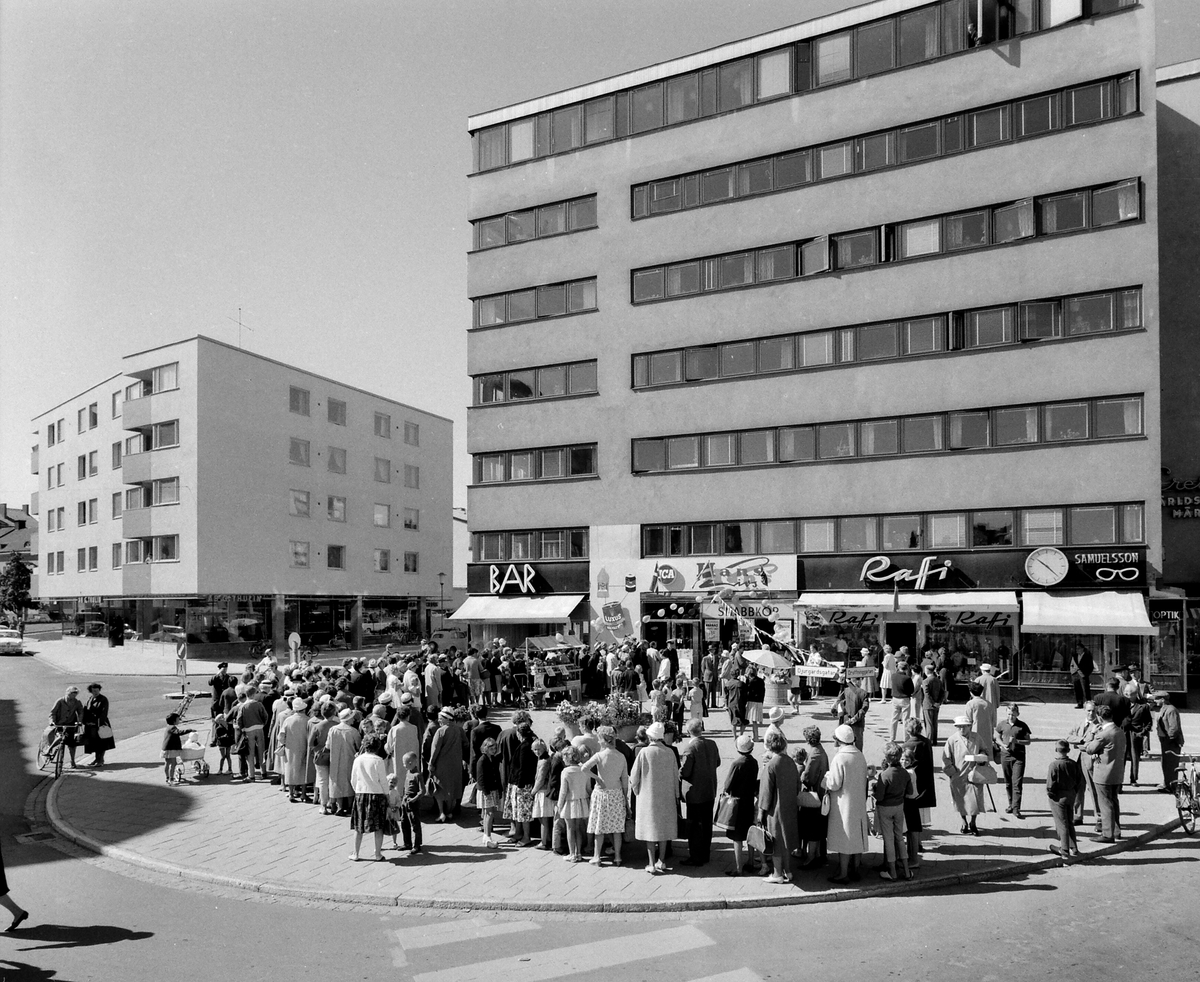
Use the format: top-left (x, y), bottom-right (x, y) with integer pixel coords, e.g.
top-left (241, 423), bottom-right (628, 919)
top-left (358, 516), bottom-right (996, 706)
top-left (555, 746), bottom-right (591, 862)
top-left (529, 740), bottom-right (554, 849)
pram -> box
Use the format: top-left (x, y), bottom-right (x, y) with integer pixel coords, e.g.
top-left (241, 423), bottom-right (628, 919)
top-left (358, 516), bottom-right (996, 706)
top-left (173, 692), bottom-right (211, 780)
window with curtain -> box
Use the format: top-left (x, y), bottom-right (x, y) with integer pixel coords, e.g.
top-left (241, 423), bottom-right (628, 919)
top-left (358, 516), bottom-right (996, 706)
top-left (818, 142), bottom-right (853, 179)
top-left (476, 126), bottom-right (506, 171)
top-left (855, 20), bottom-right (895, 77)
top-left (667, 436), bottom-right (699, 469)
top-left (815, 33), bottom-right (853, 86)
top-left (1022, 508), bottom-right (1064, 545)
top-left (899, 218), bottom-right (941, 258)
top-left (1065, 294), bottom-right (1114, 335)
top-left (759, 337), bottom-right (794, 372)
top-left (800, 332), bottom-right (834, 366)
top-left (945, 210), bottom-right (989, 250)
top-left (839, 516), bottom-right (878, 552)
top-left (779, 427), bottom-right (816, 461)
top-left (993, 199), bottom-right (1035, 243)
top-left (904, 317), bottom-right (944, 354)
top-left (801, 519), bottom-right (835, 553)
top-left (705, 433), bottom-right (736, 467)
top-left (967, 307), bottom-right (1013, 347)
top-left (883, 515), bottom-right (923, 550)
top-left (551, 107), bottom-right (582, 152)
top-left (667, 75), bottom-right (699, 124)
top-left (762, 520), bottom-right (797, 553)
top-left (1044, 402), bottom-right (1089, 441)
top-left (1020, 301), bottom-right (1061, 339)
top-left (1091, 181), bottom-right (1139, 226)
top-left (509, 118), bottom-right (535, 162)
top-left (756, 245), bottom-right (795, 281)
top-left (899, 6), bottom-right (940, 65)
top-left (631, 84), bottom-right (663, 133)
top-left (1095, 397), bottom-right (1142, 437)
top-left (719, 59), bottom-right (754, 112)
top-left (929, 512), bottom-right (967, 548)
top-left (993, 407), bottom-right (1038, 445)
top-left (757, 50), bottom-right (791, 100)
top-left (1040, 192), bottom-right (1087, 233)
top-left (860, 419), bottom-right (899, 456)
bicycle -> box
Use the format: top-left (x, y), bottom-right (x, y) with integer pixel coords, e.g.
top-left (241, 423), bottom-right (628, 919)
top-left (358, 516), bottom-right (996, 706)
top-left (37, 724), bottom-right (84, 779)
top-left (1175, 754), bottom-right (1200, 835)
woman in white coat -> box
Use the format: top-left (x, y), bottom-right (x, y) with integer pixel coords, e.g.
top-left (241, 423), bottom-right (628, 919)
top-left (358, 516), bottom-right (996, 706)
top-left (942, 715), bottom-right (985, 835)
top-left (823, 723), bottom-right (870, 884)
top-left (879, 645), bottom-right (896, 700)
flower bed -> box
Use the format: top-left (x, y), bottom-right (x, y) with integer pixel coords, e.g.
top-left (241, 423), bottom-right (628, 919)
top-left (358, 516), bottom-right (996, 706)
top-left (556, 696), bottom-right (650, 732)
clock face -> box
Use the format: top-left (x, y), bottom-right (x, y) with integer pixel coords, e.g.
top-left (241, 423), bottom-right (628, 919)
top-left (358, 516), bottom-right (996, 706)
top-left (1025, 547), bottom-right (1069, 587)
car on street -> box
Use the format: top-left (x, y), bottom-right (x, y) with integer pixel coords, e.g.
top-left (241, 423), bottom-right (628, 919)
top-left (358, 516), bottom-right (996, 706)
top-left (429, 629), bottom-right (468, 648)
top-left (0, 628), bottom-right (24, 655)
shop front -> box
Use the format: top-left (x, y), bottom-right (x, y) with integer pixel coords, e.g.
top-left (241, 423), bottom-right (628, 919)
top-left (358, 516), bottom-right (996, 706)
top-left (450, 561), bottom-right (589, 648)
top-left (795, 546), bottom-right (1162, 692)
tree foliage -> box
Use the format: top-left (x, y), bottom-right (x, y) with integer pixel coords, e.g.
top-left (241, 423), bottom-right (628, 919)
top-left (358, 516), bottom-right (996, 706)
top-left (0, 555), bottom-right (33, 619)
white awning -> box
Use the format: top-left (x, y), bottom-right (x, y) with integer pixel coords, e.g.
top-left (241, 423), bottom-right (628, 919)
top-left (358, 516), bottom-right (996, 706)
top-left (795, 591), bottom-right (1018, 612)
top-left (1021, 591), bottom-right (1154, 636)
top-left (448, 594), bottom-right (585, 623)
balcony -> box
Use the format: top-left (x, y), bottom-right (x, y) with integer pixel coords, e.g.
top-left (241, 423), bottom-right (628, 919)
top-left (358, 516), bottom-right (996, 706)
top-left (121, 385), bottom-right (184, 431)
top-left (29, 491), bottom-right (37, 516)
top-left (122, 561), bottom-right (152, 595)
top-left (121, 506), bottom-right (154, 540)
top-left (121, 452), bottom-right (157, 485)
top-left (30, 445), bottom-right (38, 475)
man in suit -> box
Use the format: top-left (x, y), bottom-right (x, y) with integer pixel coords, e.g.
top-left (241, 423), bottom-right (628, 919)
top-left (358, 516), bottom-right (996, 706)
top-left (1069, 643), bottom-right (1095, 709)
top-left (1152, 691), bottom-right (1185, 792)
top-left (836, 669), bottom-right (870, 751)
top-left (1093, 677), bottom-right (1131, 730)
top-left (1068, 702), bottom-right (1101, 830)
top-left (679, 718), bottom-right (722, 866)
top-left (918, 664), bottom-right (945, 745)
top-left (1085, 704), bottom-right (1127, 842)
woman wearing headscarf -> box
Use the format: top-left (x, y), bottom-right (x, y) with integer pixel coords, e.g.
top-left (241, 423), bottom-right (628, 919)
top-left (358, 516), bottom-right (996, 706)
top-left (823, 723), bottom-right (870, 884)
top-left (281, 698), bottom-right (312, 803)
top-left (628, 721), bottom-right (679, 874)
top-left (427, 707), bottom-right (465, 823)
top-left (309, 701), bottom-right (338, 814)
top-left (798, 725), bottom-right (830, 870)
top-left (721, 733), bottom-right (759, 876)
top-left (758, 729), bottom-right (799, 884)
top-left (326, 708), bottom-right (362, 817)
top-left (942, 714), bottom-right (985, 835)
top-left (82, 682), bottom-right (115, 767)
top-left (349, 733), bottom-right (391, 862)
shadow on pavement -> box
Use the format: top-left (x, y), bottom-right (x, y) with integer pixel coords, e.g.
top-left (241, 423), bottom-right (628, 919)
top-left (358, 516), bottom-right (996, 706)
top-left (0, 959), bottom-right (71, 981)
top-left (9, 923), bottom-right (153, 952)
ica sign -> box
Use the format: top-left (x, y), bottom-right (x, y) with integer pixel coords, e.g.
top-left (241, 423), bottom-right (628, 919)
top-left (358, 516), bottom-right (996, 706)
top-left (488, 563), bottom-right (538, 595)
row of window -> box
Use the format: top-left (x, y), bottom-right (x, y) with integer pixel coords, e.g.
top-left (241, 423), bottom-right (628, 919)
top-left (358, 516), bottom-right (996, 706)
top-left (472, 528), bottom-right (589, 563)
top-left (641, 501), bottom-right (1146, 557)
top-left (125, 362), bottom-right (179, 402)
top-left (289, 542), bottom-right (419, 573)
top-left (474, 278), bottom-right (597, 329)
top-left (473, 195), bottom-right (598, 251)
top-left (287, 439), bottom-right (421, 487)
top-left (632, 287), bottom-right (1142, 388)
top-left (632, 394), bottom-right (1143, 473)
top-left (287, 490), bottom-right (420, 531)
top-left (632, 73), bottom-right (1138, 219)
top-left (288, 387), bottom-right (421, 445)
top-left (43, 536), bottom-right (180, 574)
top-left (77, 403), bottom-right (99, 434)
top-left (471, 0), bottom-right (1133, 173)
top-left (473, 360), bottom-right (598, 406)
top-left (125, 420), bottom-right (180, 455)
top-left (631, 178), bottom-right (1141, 303)
top-left (474, 444), bottom-right (598, 485)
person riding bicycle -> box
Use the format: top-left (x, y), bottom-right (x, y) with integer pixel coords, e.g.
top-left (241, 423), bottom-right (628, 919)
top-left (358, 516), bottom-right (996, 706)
top-left (47, 685), bottom-right (85, 769)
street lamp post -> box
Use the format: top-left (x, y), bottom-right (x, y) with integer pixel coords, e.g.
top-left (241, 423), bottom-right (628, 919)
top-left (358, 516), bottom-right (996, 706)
top-left (437, 572), bottom-right (446, 632)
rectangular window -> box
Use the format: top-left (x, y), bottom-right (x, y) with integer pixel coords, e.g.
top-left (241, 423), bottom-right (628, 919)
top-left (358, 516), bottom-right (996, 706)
top-left (800, 237), bottom-right (830, 276)
top-left (112, 441), bottom-right (122, 469)
top-left (567, 279), bottom-right (597, 312)
top-left (569, 197), bottom-right (597, 230)
top-left (1095, 397), bottom-right (1142, 437)
top-left (631, 83), bottom-right (663, 133)
top-left (540, 531), bottom-right (564, 559)
top-left (373, 503), bottom-right (390, 528)
top-left (77, 501), bottom-right (86, 526)
top-left (818, 423), bottom-right (855, 458)
top-left (477, 533), bottom-right (505, 562)
top-left (551, 106), bottom-right (582, 152)
top-left (690, 524), bottom-right (718, 555)
top-left (541, 448), bottom-right (565, 478)
top-left (1017, 94), bottom-right (1059, 137)
top-left (993, 199), bottom-right (1035, 243)
top-left (1117, 289), bottom-right (1142, 330)
top-left (125, 541), bottom-right (141, 565)
top-left (77, 548), bottom-right (85, 572)
top-left (151, 479), bottom-right (178, 505)
top-left (835, 230), bottom-right (877, 269)
top-left (568, 528), bottom-right (589, 559)
top-left (945, 209), bottom-right (989, 250)
top-left (508, 118), bottom-right (534, 163)
top-left (1070, 505), bottom-right (1116, 545)
top-left (667, 436), bottom-right (700, 470)
top-left (700, 167), bottom-right (736, 204)
top-left (903, 416), bottom-right (944, 452)
top-left (1091, 180), bottom-right (1139, 227)
top-left (46, 553), bottom-right (55, 574)
top-left (584, 97), bottom-right (613, 144)
top-left (538, 283), bottom-right (567, 318)
top-left (739, 430), bottom-right (775, 464)
top-left (290, 489), bottom-right (310, 517)
top-left (898, 218), bottom-right (941, 259)
top-left (718, 59), bottom-right (754, 112)
top-left (112, 543), bottom-right (122, 569)
top-left (801, 518), bottom-right (835, 553)
top-left (1044, 402), bottom-right (1089, 441)
top-left (112, 491), bottom-right (122, 519)
top-left (929, 512), bottom-right (967, 549)
top-left (1022, 508), bottom-right (1064, 546)
top-left (537, 365), bottom-right (567, 398)
top-left (643, 527), bottom-right (665, 557)
top-left (403, 507), bottom-right (419, 530)
top-left (478, 455), bottom-right (505, 483)
top-left (78, 455), bottom-right (86, 481)
top-left (290, 386), bottom-right (310, 416)
top-left (508, 370), bottom-right (534, 400)
top-left (1121, 503), bottom-right (1144, 542)
top-left (967, 307), bottom-right (1014, 347)
top-left (1065, 293), bottom-right (1114, 335)
top-left (883, 515), bottom-right (923, 551)
top-left (87, 498), bottom-right (98, 523)
top-left (1068, 81), bottom-right (1112, 125)
top-left (839, 516), bottom-right (878, 552)
top-left (969, 106), bottom-right (1010, 147)
top-left (799, 332), bottom-right (834, 367)
top-left (476, 217), bottom-right (506, 249)
top-left (721, 342), bottom-right (756, 377)
top-left (568, 445), bottom-right (597, 476)
top-left (327, 495), bottom-right (347, 522)
top-left (327, 447), bottom-right (347, 474)
top-left (815, 32), bottom-right (852, 86)
top-left (87, 451), bottom-right (97, 477)
top-left (1020, 301), bottom-right (1062, 340)
top-left (151, 362), bottom-right (178, 393)
top-left (290, 541), bottom-right (310, 568)
top-left (633, 269), bottom-right (665, 303)
top-left (374, 549), bottom-right (391, 573)
top-left (756, 245), bottom-right (795, 282)
top-left (371, 457), bottom-right (391, 483)
top-left (666, 75), bottom-right (699, 125)
top-left (858, 322), bottom-right (900, 361)
top-left (899, 6), bottom-right (940, 65)
top-left (510, 451), bottom-right (535, 481)
top-left (477, 375), bottom-right (505, 403)
top-left (569, 361), bottom-right (597, 393)
top-left (327, 398), bottom-right (346, 426)
top-left (510, 289), bottom-right (537, 322)
top-left (1040, 191), bottom-right (1087, 234)
top-left (327, 545), bottom-right (345, 570)
top-left (776, 151), bottom-right (811, 188)
top-left (705, 433), bottom-right (736, 467)
top-left (973, 510), bottom-right (1014, 546)
top-left (994, 406), bottom-right (1038, 445)
top-left (860, 419), bottom-right (899, 456)
top-left (904, 317), bottom-right (944, 354)
top-left (476, 295), bottom-right (506, 327)
top-left (152, 420), bottom-right (178, 448)
top-left (633, 439), bottom-right (666, 473)
top-left (126, 487), bottom-right (147, 510)
top-left (504, 532), bottom-right (530, 560)
top-left (757, 49), bottom-right (791, 100)
top-left (856, 20), bottom-right (895, 77)
top-left (758, 337), bottom-right (794, 373)
top-left (151, 535), bottom-right (178, 562)
top-left (818, 141), bottom-right (853, 179)
top-left (746, 520), bottom-right (786, 553)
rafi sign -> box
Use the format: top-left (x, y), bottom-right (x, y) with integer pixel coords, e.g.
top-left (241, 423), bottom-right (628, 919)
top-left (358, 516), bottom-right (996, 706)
top-left (860, 555), bottom-right (955, 591)
top-left (929, 611), bottom-right (1015, 631)
top-left (804, 608), bottom-right (880, 630)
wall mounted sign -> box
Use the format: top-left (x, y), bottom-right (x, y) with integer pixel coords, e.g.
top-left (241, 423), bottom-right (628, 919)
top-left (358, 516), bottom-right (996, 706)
top-left (701, 598), bottom-right (784, 620)
top-left (928, 611), bottom-right (1015, 631)
top-left (467, 562), bottom-right (590, 596)
top-left (860, 554), bottom-right (955, 590)
top-left (1161, 473), bottom-right (1200, 518)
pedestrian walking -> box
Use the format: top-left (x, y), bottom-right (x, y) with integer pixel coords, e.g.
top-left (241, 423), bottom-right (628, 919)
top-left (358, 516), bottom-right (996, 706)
top-left (994, 703), bottom-right (1032, 819)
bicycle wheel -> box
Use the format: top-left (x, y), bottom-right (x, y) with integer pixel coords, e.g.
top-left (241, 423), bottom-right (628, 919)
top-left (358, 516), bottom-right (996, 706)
top-left (1176, 783), bottom-right (1197, 835)
top-left (54, 743), bottom-right (65, 779)
top-left (36, 738), bottom-right (53, 771)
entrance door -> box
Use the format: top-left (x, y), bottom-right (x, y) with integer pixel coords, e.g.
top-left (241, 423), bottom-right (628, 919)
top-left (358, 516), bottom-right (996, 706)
top-left (885, 622), bottom-right (917, 655)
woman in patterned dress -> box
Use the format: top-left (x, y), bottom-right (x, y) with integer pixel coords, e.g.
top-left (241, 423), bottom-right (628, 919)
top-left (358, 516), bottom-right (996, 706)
top-left (581, 725), bottom-right (629, 866)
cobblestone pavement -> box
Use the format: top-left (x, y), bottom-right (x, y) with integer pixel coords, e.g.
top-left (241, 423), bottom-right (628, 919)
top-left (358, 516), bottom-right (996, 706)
top-left (37, 699), bottom-right (1186, 912)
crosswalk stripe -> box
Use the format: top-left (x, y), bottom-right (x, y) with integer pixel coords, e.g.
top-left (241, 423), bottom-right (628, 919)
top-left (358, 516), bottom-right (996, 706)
top-left (411, 924), bottom-right (715, 982)
top-left (395, 918), bottom-right (540, 951)
top-left (687, 970), bottom-right (763, 982)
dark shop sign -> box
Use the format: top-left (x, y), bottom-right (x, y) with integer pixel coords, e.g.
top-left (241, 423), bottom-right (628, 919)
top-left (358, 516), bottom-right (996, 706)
top-left (467, 562), bottom-right (590, 596)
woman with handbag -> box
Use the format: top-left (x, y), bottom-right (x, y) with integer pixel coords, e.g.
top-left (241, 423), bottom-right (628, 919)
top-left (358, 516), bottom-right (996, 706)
top-left (942, 715), bottom-right (987, 835)
top-left (797, 726), bottom-right (830, 871)
top-left (823, 724), bottom-right (870, 885)
top-left (309, 701), bottom-right (337, 813)
top-left (758, 729), bottom-right (800, 885)
top-left (718, 733), bottom-right (759, 876)
top-left (82, 683), bottom-right (115, 767)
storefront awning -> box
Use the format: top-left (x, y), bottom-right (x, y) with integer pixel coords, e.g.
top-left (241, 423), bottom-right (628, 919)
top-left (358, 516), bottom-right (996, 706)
top-left (1021, 591), bottom-right (1154, 636)
top-left (448, 594), bottom-right (585, 623)
top-left (795, 591), bottom-right (1018, 612)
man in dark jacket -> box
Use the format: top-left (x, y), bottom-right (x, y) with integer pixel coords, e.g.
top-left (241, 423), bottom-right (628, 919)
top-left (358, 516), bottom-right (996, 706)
top-left (679, 719), bottom-right (722, 866)
top-left (836, 670), bottom-right (870, 750)
top-left (1069, 644), bottom-right (1095, 709)
top-left (1085, 705), bottom-right (1127, 842)
top-left (1046, 739), bottom-right (1082, 860)
top-left (207, 662), bottom-right (235, 718)
top-left (1152, 691), bottom-right (1185, 792)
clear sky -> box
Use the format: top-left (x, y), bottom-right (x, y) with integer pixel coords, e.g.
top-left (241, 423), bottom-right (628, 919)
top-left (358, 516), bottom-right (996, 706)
top-left (2, 0), bottom-right (1196, 513)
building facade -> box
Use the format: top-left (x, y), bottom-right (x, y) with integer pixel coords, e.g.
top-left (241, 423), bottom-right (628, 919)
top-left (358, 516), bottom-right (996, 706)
top-left (31, 336), bottom-right (452, 654)
top-left (459, 0), bottom-right (1185, 692)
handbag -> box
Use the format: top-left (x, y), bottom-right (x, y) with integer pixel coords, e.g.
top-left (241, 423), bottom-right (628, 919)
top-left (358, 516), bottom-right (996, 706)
top-left (314, 746), bottom-right (330, 767)
top-left (745, 824), bottom-right (773, 853)
top-left (97, 724), bottom-right (113, 740)
top-left (713, 793), bottom-right (739, 831)
top-left (821, 793), bottom-right (831, 817)
top-left (796, 790), bottom-right (821, 810)
top-left (461, 780), bottom-right (478, 808)
top-left (968, 762), bottom-right (998, 785)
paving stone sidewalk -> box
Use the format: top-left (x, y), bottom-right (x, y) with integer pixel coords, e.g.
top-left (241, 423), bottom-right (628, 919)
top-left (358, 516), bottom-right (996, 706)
top-left (41, 700), bottom-right (1186, 911)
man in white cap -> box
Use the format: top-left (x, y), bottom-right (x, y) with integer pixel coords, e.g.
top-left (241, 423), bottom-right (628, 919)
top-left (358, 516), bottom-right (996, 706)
top-left (974, 662), bottom-right (1001, 716)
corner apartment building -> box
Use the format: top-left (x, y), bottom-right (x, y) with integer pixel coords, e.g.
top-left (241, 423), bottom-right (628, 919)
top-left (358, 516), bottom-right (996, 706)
top-left (458, 0), bottom-right (1190, 692)
top-left (31, 336), bottom-right (452, 655)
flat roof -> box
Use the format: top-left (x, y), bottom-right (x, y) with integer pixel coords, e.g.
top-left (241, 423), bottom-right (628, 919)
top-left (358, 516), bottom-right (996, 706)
top-left (1157, 59), bottom-right (1200, 85)
top-left (468, 0), bottom-right (922, 130)
top-left (31, 374), bottom-right (125, 424)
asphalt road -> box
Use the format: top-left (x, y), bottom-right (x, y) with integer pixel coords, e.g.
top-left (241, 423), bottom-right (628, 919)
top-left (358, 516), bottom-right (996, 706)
top-left (2, 654), bottom-right (1199, 982)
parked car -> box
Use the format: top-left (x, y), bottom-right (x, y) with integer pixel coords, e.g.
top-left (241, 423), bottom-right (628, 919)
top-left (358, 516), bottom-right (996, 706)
top-left (429, 629), bottom-right (468, 648)
top-left (149, 626), bottom-right (187, 643)
top-left (0, 628), bottom-right (25, 655)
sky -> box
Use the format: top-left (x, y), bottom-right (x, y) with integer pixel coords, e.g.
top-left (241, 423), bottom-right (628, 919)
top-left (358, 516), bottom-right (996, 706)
top-left (2, 0), bottom-right (1197, 513)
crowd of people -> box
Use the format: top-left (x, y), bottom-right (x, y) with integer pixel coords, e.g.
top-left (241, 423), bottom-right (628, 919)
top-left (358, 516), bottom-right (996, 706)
top-left (175, 637), bottom-right (1190, 884)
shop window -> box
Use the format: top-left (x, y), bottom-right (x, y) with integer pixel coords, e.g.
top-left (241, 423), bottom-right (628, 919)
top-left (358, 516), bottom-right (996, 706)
top-left (972, 510), bottom-right (1014, 546)
top-left (882, 515), bottom-right (922, 550)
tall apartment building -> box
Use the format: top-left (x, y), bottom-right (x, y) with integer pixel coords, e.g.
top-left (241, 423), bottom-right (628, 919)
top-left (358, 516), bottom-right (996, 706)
top-left (31, 336), bottom-right (452, 654)
top-left (459, 0), bottom-right (1191, 693)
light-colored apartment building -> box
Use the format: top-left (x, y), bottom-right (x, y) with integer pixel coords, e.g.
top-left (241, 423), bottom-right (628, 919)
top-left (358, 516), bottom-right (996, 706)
top-left (31, 336), bottom-right (452, 655)
top-left (458, 0), bottom-right (1190, 692)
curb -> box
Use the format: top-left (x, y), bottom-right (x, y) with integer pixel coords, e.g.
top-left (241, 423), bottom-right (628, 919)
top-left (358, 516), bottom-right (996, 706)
top-left (35, 776), bottom-right (1187, 913)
